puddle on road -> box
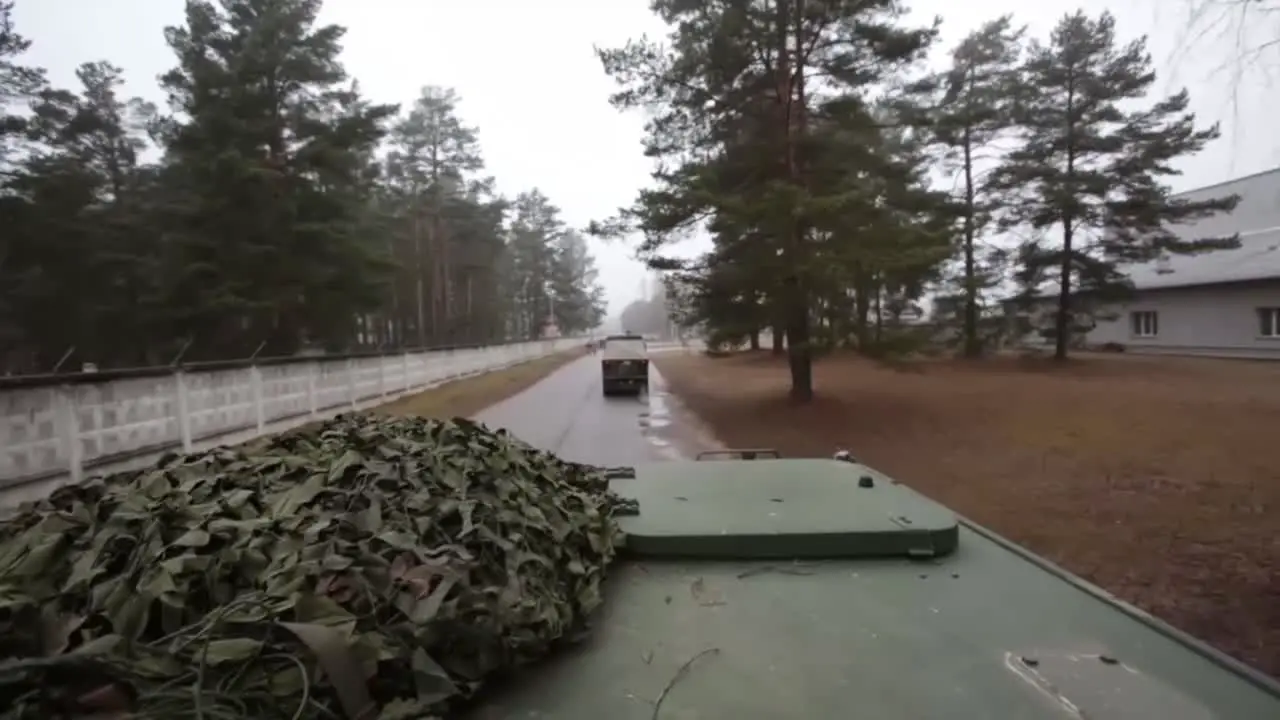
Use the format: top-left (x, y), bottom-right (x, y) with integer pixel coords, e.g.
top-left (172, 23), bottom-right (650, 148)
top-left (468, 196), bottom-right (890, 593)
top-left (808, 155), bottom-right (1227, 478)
top-left (637, 370), bottom-right (713, 460)
top-left (643, 392), bottom-right (673, 429)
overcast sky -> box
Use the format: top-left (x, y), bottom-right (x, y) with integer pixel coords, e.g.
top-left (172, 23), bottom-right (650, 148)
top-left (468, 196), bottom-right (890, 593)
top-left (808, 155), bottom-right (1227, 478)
top-left (13, 1), bottom-right (1278, 316)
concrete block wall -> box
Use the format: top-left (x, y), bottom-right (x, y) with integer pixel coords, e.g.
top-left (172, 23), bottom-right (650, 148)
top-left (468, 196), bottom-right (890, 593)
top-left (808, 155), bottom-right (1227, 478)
top-left (0, 339), bottom-right (581, 506)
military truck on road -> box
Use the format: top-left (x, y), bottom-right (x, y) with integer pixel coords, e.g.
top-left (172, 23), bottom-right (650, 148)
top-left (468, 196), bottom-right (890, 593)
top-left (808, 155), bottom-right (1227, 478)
top-left (600, 333), bottom-right (649, 396)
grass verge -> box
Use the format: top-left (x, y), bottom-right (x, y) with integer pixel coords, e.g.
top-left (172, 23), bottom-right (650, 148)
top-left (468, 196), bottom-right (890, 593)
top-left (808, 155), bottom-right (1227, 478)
top-left (379, 347), bottom-right (586, 419)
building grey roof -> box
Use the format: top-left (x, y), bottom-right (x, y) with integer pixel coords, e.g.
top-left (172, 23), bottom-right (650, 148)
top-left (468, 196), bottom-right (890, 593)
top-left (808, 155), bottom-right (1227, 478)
top-left (1121, 166), bottom-right (1280, 290)
top-left (981, 168), bottom-right (1280, 307)
top-left (1127, 225), bottom-right (1280, 290)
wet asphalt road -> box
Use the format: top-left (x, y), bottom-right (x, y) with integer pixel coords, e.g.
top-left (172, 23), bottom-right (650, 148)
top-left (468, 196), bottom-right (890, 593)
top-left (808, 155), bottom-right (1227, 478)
top-left (473, 350), bottom-right (712, 466)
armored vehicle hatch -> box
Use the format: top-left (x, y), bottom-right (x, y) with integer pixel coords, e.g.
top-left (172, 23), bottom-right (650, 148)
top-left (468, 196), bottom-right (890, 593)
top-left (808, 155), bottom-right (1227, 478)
top-left (465, 453), bottom-right (1280, 720)
top-left (612, 458), bottom-right (958, 559)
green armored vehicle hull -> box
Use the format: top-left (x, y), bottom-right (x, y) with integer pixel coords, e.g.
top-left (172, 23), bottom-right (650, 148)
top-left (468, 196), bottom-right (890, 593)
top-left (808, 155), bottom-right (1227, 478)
top-left (467, 452), bottom-right (1280, 720)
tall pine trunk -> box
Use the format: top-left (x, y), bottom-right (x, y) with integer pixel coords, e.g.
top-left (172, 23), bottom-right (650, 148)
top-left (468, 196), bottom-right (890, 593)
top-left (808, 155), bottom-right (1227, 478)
top-left (1055, 89), bottom-right (1078, 362)
top-left (778, 0), bottom-right (813, 401)
top-left (961, 119), bottom-right (981, 358)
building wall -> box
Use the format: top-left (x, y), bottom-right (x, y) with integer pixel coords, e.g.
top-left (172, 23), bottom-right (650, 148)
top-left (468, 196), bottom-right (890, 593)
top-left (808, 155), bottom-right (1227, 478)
top-left (1086, 280), bottom-right (1280, 359)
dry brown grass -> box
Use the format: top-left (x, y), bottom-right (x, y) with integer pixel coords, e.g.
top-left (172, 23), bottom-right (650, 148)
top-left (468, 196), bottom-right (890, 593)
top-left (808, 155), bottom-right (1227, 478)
top-left (654, 350), bottom-right (1280, 676)
top-left (378, 348), bottom-right (585, 419)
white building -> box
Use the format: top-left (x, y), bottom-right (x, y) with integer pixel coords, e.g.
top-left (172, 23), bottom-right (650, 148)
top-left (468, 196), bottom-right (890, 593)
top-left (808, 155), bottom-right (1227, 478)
top-left (1018, 167), bottom-right (1280, 359)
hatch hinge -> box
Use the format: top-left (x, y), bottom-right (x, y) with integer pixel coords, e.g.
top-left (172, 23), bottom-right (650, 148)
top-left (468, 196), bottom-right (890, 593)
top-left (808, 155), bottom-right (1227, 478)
top-left (892, 515), bottom-right (937, 559)
top-left (905, 535), bottom-right (937, 560)
top-left (696, 449), bottom-right (781, 461)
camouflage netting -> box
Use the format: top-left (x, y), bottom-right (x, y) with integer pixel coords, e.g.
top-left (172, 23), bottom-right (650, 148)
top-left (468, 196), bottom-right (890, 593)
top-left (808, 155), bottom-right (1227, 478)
top-left (0, 414), bottom-right (638, 719)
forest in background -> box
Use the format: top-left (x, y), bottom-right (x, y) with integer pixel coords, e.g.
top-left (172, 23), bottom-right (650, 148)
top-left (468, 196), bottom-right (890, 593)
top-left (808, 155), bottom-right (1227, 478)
top-left (0, 0), bottom-right (606, 375)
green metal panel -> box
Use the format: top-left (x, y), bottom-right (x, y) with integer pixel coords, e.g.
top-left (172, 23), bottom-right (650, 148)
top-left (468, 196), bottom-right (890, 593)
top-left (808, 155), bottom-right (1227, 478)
top-left (464, 527), bottom-right (1280, 720)
top-left (458, 456), bottom-right (1280, 719)
top-left (613, 459), bottom-right (958, 559)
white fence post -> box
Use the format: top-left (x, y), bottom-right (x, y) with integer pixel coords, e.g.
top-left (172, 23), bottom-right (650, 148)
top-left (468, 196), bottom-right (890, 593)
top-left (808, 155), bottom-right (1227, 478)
top-left (346, 359), bottom-right (357, 409)
top-left (174, 371), bottom-right (193, 451)
top-left (56, 386), bottom-right (83, 484)
top-left (250, 366), bottom-right (266, 433)
top-left (307, 362), bottom-right (319, 417)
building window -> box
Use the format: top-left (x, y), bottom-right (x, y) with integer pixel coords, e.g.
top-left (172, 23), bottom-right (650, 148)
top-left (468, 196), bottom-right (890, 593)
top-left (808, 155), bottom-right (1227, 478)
top-left (1130, 311), bottom-right (1158, 338)
top-left (1259, 308), bottom-right (1280, 338)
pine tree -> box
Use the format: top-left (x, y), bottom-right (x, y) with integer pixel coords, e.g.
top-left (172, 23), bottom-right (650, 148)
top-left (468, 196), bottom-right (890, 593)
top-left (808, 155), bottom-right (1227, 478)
top-left (548, 229), bottom-right (606, 335)
top-left (508, 190), bottom-right (562, 340)
top-left (0, 0), bottom-right (47, 365)
top-left (992, 11), bottom-right (1240, 361)
top-left (385, 86), bottom-right (485, 345)
top-left (159, 0), bottom-right (397, 357)
top-left (923, 16), bottom-right (1025, 357)
top-left (804, 100), bottom-right (953, 352)
top-left (595, 0), bottom-right (937, 400)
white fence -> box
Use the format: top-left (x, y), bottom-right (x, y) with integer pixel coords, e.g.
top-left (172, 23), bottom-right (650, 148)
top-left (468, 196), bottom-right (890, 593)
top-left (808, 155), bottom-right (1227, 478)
top-left (0, 338), bottom-right (583, 506)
